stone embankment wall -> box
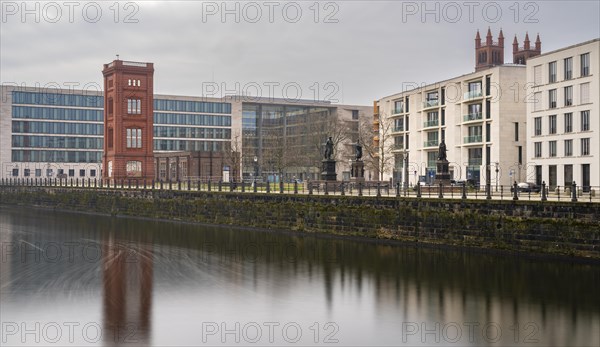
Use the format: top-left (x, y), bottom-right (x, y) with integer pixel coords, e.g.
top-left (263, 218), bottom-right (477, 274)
top-left (1, 187), bottom-right (598, 260)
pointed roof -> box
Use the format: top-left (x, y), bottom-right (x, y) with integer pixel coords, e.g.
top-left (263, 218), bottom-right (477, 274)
top-left (513, 35), bottom-right (518, 44)
top-left (524, 32), bottom-right (530, 42)
top-left (535, 34), bottom-right (541, 43)
top-left (499, 29), bottom-right (504, 38)
top-left (475, 30), bottom-right (481, 40)
top-left (486, 27), bottom-right (492, 37)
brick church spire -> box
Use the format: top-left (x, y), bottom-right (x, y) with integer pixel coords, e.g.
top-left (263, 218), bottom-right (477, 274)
top-left (513, 32), bottom-right (542, 65)
top-left (475, 28), bottom-right (505, 71)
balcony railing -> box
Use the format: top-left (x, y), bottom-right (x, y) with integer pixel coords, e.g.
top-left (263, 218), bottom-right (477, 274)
top-left (464, 135), bottom-right (482, 144)
top-left (463, 112), bottom-right (483, 122)
top-left (422, 100), bottom-right (439, 109)
top-left (423, 120), bottom-right (439, 128)
top-left (423, 140), bottom-right (438, 147)
top-left (392, 107), bottom-right (404, 114)
top-left (468, 158), bottom-right (483, 166)
top-left (464, 90), bottom-right (483, 100)
top-left (392, 144), bottom-right (405, 151)
top-left (392, 126), bottom-right (404, 133)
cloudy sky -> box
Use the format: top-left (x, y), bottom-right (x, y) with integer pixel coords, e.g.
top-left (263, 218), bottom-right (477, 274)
top-left (1, 0), bottom-right (599, 105)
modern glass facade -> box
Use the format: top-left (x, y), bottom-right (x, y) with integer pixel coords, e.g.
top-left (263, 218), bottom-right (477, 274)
top-left (4, 88), bottom-right (367, 181)
top-left (5, 89), bottom-right (234, 178)
top-left (241, 103), bottom-right (333, 181)
top-left (10, 91), bottom-right (105, 173)
top-left (154, 99), bottom-right (231, 114)
top-left (13, 91), bottom-right (103, 108)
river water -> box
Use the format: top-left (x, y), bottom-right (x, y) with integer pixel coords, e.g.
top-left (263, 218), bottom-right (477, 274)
top-left (1, 206), bottom-right (598, 346)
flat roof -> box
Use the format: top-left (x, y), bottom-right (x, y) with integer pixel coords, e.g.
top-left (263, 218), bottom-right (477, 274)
top-left (377, 64), bottom-right (525, 101)
top-left (527, 38), bottom-right (599, 61)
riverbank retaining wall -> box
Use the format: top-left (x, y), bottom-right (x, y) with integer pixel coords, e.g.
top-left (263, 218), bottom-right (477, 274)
top-left (1, 187), bottom-right (599, 260)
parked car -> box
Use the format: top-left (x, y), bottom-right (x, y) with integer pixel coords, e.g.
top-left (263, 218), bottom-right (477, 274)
top-left (511, 182), bottom-right (541, 193)
top-left (452, 179), bottom-right (476, 187)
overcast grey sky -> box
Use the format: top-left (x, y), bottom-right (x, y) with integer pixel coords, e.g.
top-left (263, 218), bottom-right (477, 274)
top-left (1, 0), bottom-right (599, 105)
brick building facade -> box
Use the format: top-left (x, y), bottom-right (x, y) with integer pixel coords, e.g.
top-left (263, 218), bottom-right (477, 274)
top-left (102, 60), bottom-right (155, 181)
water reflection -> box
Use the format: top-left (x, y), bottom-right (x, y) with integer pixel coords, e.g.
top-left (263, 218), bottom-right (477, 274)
top-left (0, 206), bottom-right (599, 346)
top-left (102, 231), bottom-right (153, 346)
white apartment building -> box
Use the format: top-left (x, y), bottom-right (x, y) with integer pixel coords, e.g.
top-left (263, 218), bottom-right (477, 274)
top-left (526, 39), bottom-right (599, 190)
top-left (375, 30), bottom-right (542, 188)
top-left (376, 65), bottom-right (527, 187)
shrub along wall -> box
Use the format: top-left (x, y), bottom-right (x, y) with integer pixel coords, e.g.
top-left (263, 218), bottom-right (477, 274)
top-left (1, 186), bottom-right (599, 260)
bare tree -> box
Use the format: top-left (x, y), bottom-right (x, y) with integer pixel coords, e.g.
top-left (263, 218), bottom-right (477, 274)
top-left (261, 131), bottom-right (299, 181)
top-left (359, 112), bottom-right (394, 181)
top-left (306, 112), bottom-right (352, 167)
top-left (223, 131), bottom-right (242, 181)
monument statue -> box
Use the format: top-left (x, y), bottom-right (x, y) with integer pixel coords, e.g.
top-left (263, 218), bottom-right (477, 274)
top-left (324, 137), bottom-right (334, 160)
top-left (321, 136), bottom-right (337, 181)
top-left (355, 139), bottom-right (363, 161)
top-left (437, 140), bottom-right (447, 161)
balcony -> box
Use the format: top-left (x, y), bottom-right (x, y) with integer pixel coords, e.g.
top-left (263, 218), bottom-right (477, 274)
top-left (463, 112), bottom-right (483, 122)
top-left (464, 135), bottom-right (482, 144)
top-left (468, 158), bottom-right (482, 166)
top-left (392, 126), bottom-right (404, 133)
top-left (392, 107), bottom-right (404, 114)
top-left (423, 140), bottom-right (438, 148)
top-left (464, 90), bottom-right (483, 100)
top-left (423, 120), bottom-right (439, 128)
top-left (392, 144), bottom-right (405, 152)
top-left (422, 100), bottom-right (439, 109)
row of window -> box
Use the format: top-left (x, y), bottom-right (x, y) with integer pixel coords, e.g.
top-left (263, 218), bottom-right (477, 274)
top-left (154, 99), bottom-right (231, 114)
top-left (154, 113), bottom-right (232, 126)
top-left (543, 53), bottom-right (590, 84)
top-left (11, 106), bottom-right (234, 127)
top-left (533, 164), bottom-right (590, 189)
top-left (11, 92), bottom-right (232, 115)
top-left (12, 136), bottom-right (103, 149)
top-left (153, 126), bottom-right (232, 139)
top-left (154, 140), bottom-right (226, 152)
top-left (534, 83), bottom-right (590, 111)
top-left (534, 110), bottom-right (590, 136)
top-left (12, 106), bottom-right (103, 121)
top-left (534, 138), bottom-right (591, 158)
top-left (12, 121), bottom-right (104, 135)
top-left (10, 168), bottom-right (98, 178)
top-left (13, 91), bottom-right (103, 108)
top-left (12, 150), bottom-right (102, 163)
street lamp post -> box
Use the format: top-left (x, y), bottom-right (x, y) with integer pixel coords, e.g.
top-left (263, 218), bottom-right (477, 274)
top-left (402, 150), bottom-right (409, 191)
top-left (253, 156), bottom-right (258, 185)
top-left (495, 162), bottom-right (499, 192)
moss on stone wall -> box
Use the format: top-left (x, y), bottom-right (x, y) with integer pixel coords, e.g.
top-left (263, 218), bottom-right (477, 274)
top-left (1, 187), bottom-right (599, 260)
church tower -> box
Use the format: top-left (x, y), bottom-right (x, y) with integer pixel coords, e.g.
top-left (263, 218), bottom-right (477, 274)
top-left (475, 28), bottom-right (505, 71)
top-left (102, 60), bottom-right (155, 181)
top-left (513, 33), bottom-right (542, 64)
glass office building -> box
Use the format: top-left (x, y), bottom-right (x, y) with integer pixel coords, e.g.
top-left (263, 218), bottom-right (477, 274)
top-left (242, 103), bottom-right (333, 181)
top-left (1, 86), bottom-right (233, 179)
top-left (1, 86), bottom-right (370, 180)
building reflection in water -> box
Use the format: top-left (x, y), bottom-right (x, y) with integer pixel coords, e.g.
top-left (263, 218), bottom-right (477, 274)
top-left (102, 231), bottom-right (153, 346)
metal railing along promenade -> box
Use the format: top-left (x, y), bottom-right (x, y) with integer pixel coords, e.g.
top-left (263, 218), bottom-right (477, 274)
top-left (1, 178), bottom-right (598, 203)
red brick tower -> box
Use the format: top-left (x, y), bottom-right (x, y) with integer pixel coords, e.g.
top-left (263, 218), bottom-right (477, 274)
top-left (513, 33), bottom-right (542, 64)
top-left (475, 28), bottom-right (505, 71)
top-left (102, 60), bottom-right (155, 181)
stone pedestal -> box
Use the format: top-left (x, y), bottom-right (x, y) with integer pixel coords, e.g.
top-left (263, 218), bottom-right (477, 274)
top-left (321, 159), bottom-right (337, 181)
top-left (435, 159), bottom-right (451, 185)
top-left (350, 160), bottom-right (365, 183)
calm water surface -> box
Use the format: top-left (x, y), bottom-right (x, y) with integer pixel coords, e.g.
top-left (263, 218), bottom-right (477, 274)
top-left (1, 206), bottom-right (599, 346)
